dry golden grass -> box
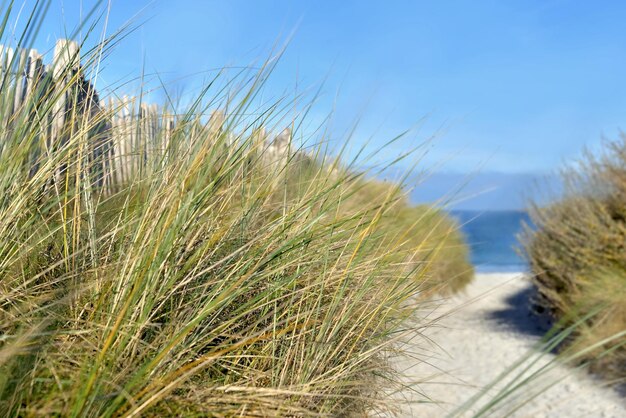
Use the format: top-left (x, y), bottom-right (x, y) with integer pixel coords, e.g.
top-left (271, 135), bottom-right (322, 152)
top-left (523, 135), bottom-right (626, 383)
top-left (0, 3), bottom-right (472, 415)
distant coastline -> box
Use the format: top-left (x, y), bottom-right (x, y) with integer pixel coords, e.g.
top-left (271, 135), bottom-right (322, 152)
top-left (408, 171), bottom-right (561, 211)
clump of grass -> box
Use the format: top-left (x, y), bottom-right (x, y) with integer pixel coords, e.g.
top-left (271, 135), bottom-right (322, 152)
top-left (338, 177), bottom-right (473, 294)
top-left (0, 3), bottom-right (472, 416)
top-left (523, 135), bottom-right (626, 383)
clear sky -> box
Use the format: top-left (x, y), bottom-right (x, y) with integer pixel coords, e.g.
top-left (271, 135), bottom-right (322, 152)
top-left (11, 0), bottom-right (626, 175)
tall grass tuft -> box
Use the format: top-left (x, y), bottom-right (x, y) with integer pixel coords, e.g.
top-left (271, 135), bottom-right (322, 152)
top-left (0, 3), bottom-right (472, 416)
top-left (523, 135), bottom-right (626, 384)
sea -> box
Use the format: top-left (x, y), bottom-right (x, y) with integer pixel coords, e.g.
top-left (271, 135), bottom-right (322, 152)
top-left (449, 210), bottom-right (532, 273)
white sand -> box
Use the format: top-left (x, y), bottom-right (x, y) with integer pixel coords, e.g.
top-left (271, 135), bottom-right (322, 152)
top-left (391, 273), bottom-right (626, 417)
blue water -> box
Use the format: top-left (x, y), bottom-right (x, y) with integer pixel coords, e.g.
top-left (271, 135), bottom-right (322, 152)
top-left (450, 210), bottom-right (532, 273)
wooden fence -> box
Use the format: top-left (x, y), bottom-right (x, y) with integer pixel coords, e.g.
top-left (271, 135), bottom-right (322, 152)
top-left (0, 39), bottom-right (293, 196)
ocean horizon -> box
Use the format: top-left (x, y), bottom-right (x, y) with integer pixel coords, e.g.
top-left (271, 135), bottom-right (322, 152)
top-left (449, 210), bottom-right (532, 273)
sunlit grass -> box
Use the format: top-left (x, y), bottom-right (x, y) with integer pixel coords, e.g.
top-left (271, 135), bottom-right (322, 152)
top-left (0, 2), bottom-right (472, 416)
top-left (523, 135), bottom-right (626, 385)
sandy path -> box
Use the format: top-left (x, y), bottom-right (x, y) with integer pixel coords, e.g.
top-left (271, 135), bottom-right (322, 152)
top-left (392, 273), bottom-right (625, 417)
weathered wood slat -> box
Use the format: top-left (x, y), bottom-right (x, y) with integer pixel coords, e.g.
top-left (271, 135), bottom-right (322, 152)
top-left (13, 49), bottom-right (27, 113)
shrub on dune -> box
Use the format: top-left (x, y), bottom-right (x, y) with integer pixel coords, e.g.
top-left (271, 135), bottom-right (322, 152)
top-left (523, 135), bottom-right (626, 382)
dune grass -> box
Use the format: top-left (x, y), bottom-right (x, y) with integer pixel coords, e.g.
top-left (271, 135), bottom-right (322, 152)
top-left (523, 135), bottom-right (626, 384)
top-left (0, 4), bottom-right (473, 416)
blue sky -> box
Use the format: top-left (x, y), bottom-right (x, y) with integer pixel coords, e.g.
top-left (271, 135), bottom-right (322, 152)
top-left (12, 0), bottom-right (626, 176)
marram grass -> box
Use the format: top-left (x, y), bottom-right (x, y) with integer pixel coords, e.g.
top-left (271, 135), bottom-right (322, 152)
top-left (0, 3), bottom-right (472, 416)
top-left (523, 135), bottom-right (626, 385)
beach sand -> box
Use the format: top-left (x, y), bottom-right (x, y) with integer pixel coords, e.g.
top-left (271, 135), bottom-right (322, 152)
top-left (391, 273), bottom-right (626, 417)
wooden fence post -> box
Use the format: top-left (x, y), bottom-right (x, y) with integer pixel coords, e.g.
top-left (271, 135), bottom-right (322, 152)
top-left (0, 46), bottom-right (14, 131)
top-left (50, 39), bottom-right (80, 149)
top-left (47, 39), bottom-right (79, 189)
top-left (24, 49), bottom-right (44, 104)
top-left (13, 49), bottom-right (27, 113)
